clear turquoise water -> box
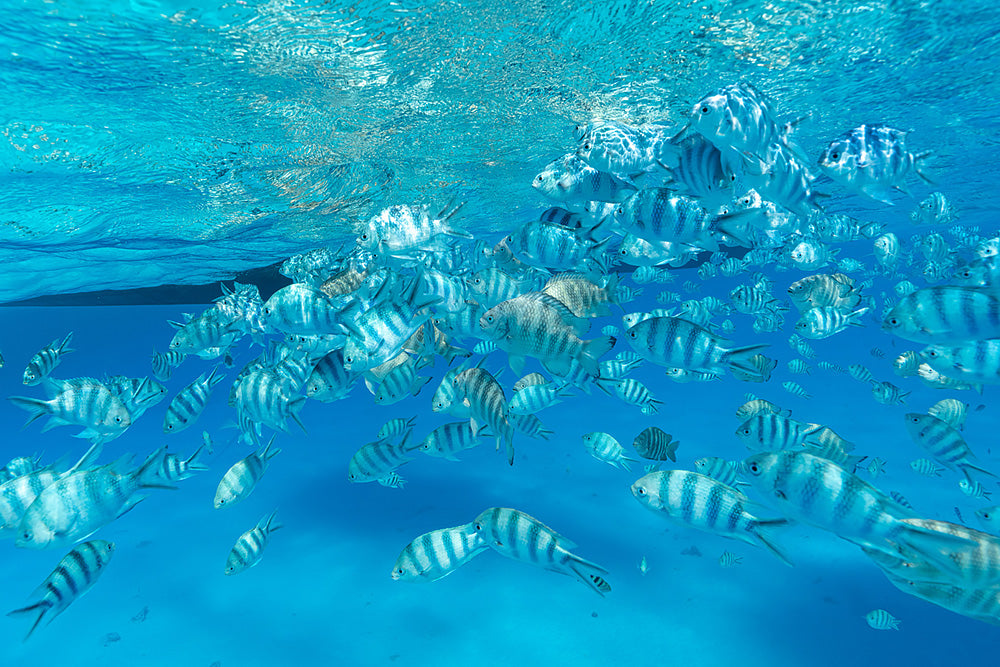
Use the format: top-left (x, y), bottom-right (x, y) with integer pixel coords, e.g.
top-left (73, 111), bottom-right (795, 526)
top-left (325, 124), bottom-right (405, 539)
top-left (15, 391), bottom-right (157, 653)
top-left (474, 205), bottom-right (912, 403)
top-left (3, 1), bottom-right (1000, 665)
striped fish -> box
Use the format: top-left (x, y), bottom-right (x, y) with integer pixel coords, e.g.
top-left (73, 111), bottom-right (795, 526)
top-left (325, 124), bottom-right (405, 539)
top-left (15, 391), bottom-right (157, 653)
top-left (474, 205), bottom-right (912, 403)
top-left (541, 273), bottom-right (620, 319)
top-left (794, 306), bottom-right (867, 339)
top-left (509, 382), bottom-right (573, 415)
top-left (624, 316), bottom-right (767, 377)
top-left (375, 416), bottom-right (417, 442)
top-left (453, 367), bottom-right (514, 464)
top-left (0, 455), bottom-right (42, 482)
top-left (150, 348), bottom-right (185, 382)
top-left (0, 445), bottom-right (102, 535)
top-left (23, 332), bottom-right (74, 386)
top-left (630, 471), bottom-right (790, 565)
top-left (508, 414), bottom-right (554, 441)
top-left (599, 357), bottom-right (642, 379)
top-left (472, 507), bottom-right (611, 596)
top-left (17, 447), bottom-right (174, 549)
top-left (921, 340), bottom-right (1000, 385)
top-left (883, 286), bottom-right (1000, 344)
top-left (419, 422), bottom-right (486, 461)
top-left (348, 431), bottom-right (419, 483)
top-left (391, 522), bottom-right (488, 583)
top-left (225, 510), bottom-right (281, 575)
top-left (903, 413), bottom-right (995, 480)
top-left (7, 540), bottom-right (115, 640)
top-left (928, 398), bottom-right (968, 431)
top-left (532, 153), bottom-right (638, 205)
top-left (742, 450), bottom-right (974, 558)
top-left (605, 378), bottom-right (662, 414)
top-left (107, 375), bottom-right (167, 420)
top-left (430, 364), bottom-right (472, 418)
top-left (632, 427), bottom-right (678, 461)
top-left (214, 439), bottom-right (281, 508)
top-left (343, 278), bottom-right (439, 372)
top-left (787, 274), bottom-right (861, 313)
top-left (910, 458), bottom-right (944, 477)
top-left (163, 367), bottom-right (225, 433)
top-left (513, 372), bottom-right (548, 392)
top-left (305, 350), bottom-right (358, 403)
top-left (782, 381), bottom-right (811, 399)
top-left (234, 367), bottom-right (307, 441)
top-left (734, 414), bottom-right (821, 451)
top-left (866, 609), bottom-right (900, 630)
top-left (262, 283), bottom-right (360, 337)
top-left (735, 399), bottom-right (790, 422)
top-left (9, 379), bottom-right (132, 443)
top-left (871, 381), bottom-right (909, 405)
top-left (168, 308), bottom-right (241, 356)
top-left (153, 439), bottom-right (211, 484)
top-left (693, 456), bottom-right (742, 487)
top-left (581, 432), bottom-right (637, 471)
top-left (366, 355), bottom-right (432, 405)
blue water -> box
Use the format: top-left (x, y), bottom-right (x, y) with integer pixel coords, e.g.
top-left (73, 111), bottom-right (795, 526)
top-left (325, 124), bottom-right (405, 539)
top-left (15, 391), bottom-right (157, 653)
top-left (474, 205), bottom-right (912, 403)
top-left (3, 1), bottom-right (1000, 665)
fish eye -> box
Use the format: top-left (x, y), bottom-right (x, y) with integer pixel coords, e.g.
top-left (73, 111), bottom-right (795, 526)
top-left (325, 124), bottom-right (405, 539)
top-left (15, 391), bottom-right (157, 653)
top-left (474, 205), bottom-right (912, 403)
top-left (635, 486), bottom-right (646, 495)
top-left (700, 106), bottom-right (709, 113)
top-left (616, 207), bottom-right (624, 216)
top-left (361, 233), bottom-right (369, 240)
top-left (985, 511), bottom-right (993, 519)
top-left (831, 152), bottom-right (839, 160)
top-left (115, 416), bottom-right (122, 423)
top-left (888, 318), bottom-right (899, 326)
top-left (628, 331), bottom-right (636, 338)
top-left (747, 462), bottom-right (760, 474)
top-left (22, 531), bottom-right (30, 540)
top-left (218, 498), bottom-right (225, 505)
top-left (584, 143), bottom-right (591, 150)
top-left (395, 567), bottom-right (404, 576)
top-left (742, 428), bottom-right (751, 435)
top-left (535, 175), bottom-right (543, 181)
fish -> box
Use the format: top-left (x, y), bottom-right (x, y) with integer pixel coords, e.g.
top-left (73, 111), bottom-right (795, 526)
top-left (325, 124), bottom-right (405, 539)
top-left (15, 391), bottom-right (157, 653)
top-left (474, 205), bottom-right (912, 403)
top-left (735, 413), bottom-right (821, 451)
top-left (509, 382), bottom-right (574, 415)
top-left (903, 413), bottom-right (994, 481)
top-left (638, 555), bottom-right (649, 576)
top-left (472, 507), bottom-right (611, 596)
top-left (374, 416), bottom-right (417, 442)
top-left (7, 540), bottom-right (115, 640)
top-left (582, 432), bottom-right (637, 471)
top-left (225, 510), bottom-right (281, 575)
top-left (391, 522), bottom-right (488, 583)
top-left (871, 381), bottom-right (909, 405)
top-left (883, 286), bottom-right (1000, 345)
top-left (781, 381), bottom-right (811, 399)
top-left (818, 124), bottom-right (931, 204)
top-left (794, 306), bottom-right (867, 339)
top-left (910, 458), bottom-right (944, 477)
top-left (742, 450), bottom-right (974, 558)
top-left (927, 398), bottom-right (968, 431)
top-left (17, 447), bottom-right (174, 549)
top-left (349, 431), bottom-right (420, 482)
top-left (605, 378), bottom-right (662, 414)
top-left (452, 367), bottom-right (515, 464)
top-left (613, 188), bottom-right (755, 250)
top-left (787, 274), bottom-right (861, 313)
top-left (693, 457), bottom-right (743, 488)
top-left (865, 609), bottom-right (901, 630)
top-left (735, 399), bottom-right (790, 421)
top-left (163, 367), bottom-right (225, 433)
top-left (632, 427), bottom-right (678, 461)
top-left (418, 422), bottom-right (486, 461)
top-left (630, 470), bottom-right (790, 565)
top-left (214, 439), bottom-right (281, 508)
top-left (150, 349), bottom-right (186, 382)
top-left (23, 332), bottom-right (74, 386)
top-left (532, 153), bottom-right (638, 205)
top-left (920, 340), bottom-right (1000, 385)
top-left (719, 551), bottom-right (742, 568)
top-left (624, 315), bottom-right (767, 378)
top-left (151, 440), bottom-right (211, 484)
top-left (9, 379), bottom-right (132, 443)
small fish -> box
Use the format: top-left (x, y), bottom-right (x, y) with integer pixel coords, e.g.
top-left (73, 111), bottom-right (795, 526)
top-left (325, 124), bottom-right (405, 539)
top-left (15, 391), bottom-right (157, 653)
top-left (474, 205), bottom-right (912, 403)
top-left (910, 458), bottom-right (943, 477)
top-left (7, 540), bottom-right (115, 640)
top-left (582, 432), bottom-right (638, 471)
top-left (782, 381), bottom-right (811, 399)
top-left (392, 522), bottom-right (488, 583)
top-left (974, 506), bottom-right (1000, 533)
top-left (225, 510), bottom-right (281, 575)
top-left (214, 439), bottom-right (280, 508)
top-left (638, 555), bottom-right (649, 576)
top-left (865, 609), bottom-right (901, 631)
top-left (870, 347), bottom-right (885, 359)
top-left (787, 359), bottom-right (811, 375)
top-left (959, 478), bottom-right (991, 500)
top-left (632, 427), bottom-right (678, 461)
top-left (954, 506), bottom-right (966, 524)
top-left (23, 333), bottom-right (75, 386)
top-left (163, 368), bottom-right (225, 433)
top-left (377, 472), bottom-right (407, 489)
top-left (131, 606), bottom-right (149, 623)
top-left (889, 491), bottom-right (912, 509)
top-left (375, 416), bottom-right (417, 442)
top-left (718, 551), bottom-right (742, 568)
top-left (866, 457), bottom-right (887, 479)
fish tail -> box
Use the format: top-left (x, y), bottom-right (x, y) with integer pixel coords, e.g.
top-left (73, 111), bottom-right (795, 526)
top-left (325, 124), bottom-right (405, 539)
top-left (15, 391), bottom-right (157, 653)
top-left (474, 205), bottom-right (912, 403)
top-left (185, 441), bottom-right (211, 472)
top-left (894, 522), bottom-right (978, 569)
top-left (7, 396), bottom-right (52, 429)
top-left (565, 554), bottom-right (612, 597)
top-left (260, 509), bottom-right (283, 534)
top-left (260, 436), bottom-right (283, 463)
top-left (751, 518), bottom-right (794, 567)
top-left (134, 446), bottom-right (178, 490)
top-left (847, 307), bottom-right (869, 327)
top-left (58, 331), bottom-right (75, 355)
top-left (913, 151), bottom-right (935, 185)
top-left (7, 600), bottom-right (52, 642)
top-left (724, 344), bottom-right (771, 378)
top-left (579, 336), bottom-right (616, 377)
top-left (289, 397), bottom-right (308, 434)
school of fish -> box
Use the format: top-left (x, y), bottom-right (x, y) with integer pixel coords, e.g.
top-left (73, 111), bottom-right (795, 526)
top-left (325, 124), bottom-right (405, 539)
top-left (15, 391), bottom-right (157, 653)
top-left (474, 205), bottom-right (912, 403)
top-left (3, 80), bottom-right (1000, 637)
